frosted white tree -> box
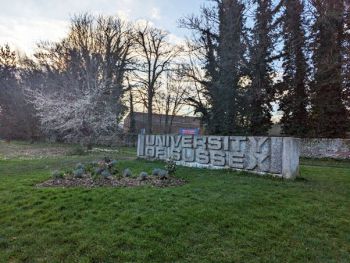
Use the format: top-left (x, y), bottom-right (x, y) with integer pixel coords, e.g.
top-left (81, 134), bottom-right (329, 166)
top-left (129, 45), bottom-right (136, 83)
top-left (26, 82), bottom-right (117, 144)
top-left (25, 14), bottom-right (133, 145)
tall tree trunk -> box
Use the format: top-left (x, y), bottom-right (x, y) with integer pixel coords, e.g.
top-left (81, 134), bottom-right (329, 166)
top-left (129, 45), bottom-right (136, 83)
top-left (147, 94), bottom-right (153, 134)
top-left (129, 90), bottom-right (136, 134)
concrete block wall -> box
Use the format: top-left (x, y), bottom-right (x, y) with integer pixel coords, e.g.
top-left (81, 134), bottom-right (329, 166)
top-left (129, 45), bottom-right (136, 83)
top-left (138, 135), bottom-right (301, 179)
top-left (300, 138), bottom-right (350, 160)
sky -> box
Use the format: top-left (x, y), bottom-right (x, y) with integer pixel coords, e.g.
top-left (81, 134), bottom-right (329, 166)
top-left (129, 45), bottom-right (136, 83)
top-left (0, 0), bottom-right (282, 119)
top-left (0, 0), bottom-right (207, 55)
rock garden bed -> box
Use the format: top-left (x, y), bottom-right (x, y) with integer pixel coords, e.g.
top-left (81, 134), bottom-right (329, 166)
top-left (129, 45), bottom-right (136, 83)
top-left (37, 157), bottom-right (186, 188)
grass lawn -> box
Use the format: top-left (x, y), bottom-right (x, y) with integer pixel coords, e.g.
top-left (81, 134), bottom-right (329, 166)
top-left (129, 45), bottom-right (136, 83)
top-left (0, 142), bottom-right (350, 262)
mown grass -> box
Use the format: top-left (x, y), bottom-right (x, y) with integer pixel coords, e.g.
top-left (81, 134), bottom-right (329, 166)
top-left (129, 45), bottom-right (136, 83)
top-left (0, 153), bottom-right (349, 262)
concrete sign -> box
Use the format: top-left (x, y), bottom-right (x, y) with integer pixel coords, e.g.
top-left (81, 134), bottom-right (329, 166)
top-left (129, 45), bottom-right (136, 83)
top-left (137, 135), bottom-right (300, 179)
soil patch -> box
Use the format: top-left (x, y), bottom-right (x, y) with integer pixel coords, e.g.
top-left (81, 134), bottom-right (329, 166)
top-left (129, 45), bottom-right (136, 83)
top-left (37, 175), bottom-right (186, 188)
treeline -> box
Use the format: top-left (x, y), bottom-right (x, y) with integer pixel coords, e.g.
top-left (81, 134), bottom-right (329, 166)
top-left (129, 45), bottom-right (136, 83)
top-left (181, 0), bottom-right (350, 138)
top-left (0, 0), bottom-right (349, 143)
top-left (0, 15), bottom-right (190, 144)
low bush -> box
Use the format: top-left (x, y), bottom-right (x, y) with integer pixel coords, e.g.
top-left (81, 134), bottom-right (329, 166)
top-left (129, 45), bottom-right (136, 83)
top-left (123, 168), bottom-right (132, 177)
top-left (51, 170), bottom-right (64, 179)
top-left (101, 170), bottom-right (112, 178)
top-left (165, 159), bottom-right (176, 175)
top-left (75, 163), bottom-right (85, 170)
top-left (73, 168), bottom-right (84, 178)
top-left (139, 172), bottom-right (148, 181)
top-left (152, 168), bottom-right (161, 176)
top-left (159, 169), bottom-right (168, 180)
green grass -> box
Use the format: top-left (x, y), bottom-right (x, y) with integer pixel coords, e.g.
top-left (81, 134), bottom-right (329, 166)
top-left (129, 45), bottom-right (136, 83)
top-left (0, 153), bottom-right (349, 262)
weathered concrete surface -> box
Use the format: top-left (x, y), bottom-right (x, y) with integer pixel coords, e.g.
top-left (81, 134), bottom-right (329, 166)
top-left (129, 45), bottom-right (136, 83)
top-left (282, 138), bottom-right (300, 179)
top-left (300, 139), bottom-right (350, 160)
top-left (137, 135), bottom-right (300, 179)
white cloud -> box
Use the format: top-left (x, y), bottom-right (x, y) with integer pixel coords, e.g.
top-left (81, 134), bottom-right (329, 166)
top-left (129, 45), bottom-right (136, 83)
top-left (116, 9), bottom-right (132, 21)
top-left (0, 17), bottom-right (68, 55)
top-left (0, 0), bottom-right (199, 55)
top-left (168, 33), bottom-right (186, 45)
top-left (134, 19), bottom-right (155, 29)
top-left (150, 7), bottom-right (161, 20)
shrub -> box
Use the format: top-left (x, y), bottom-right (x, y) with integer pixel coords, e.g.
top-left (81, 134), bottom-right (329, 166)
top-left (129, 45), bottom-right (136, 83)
top-left (101, 170), bottom-right (111, 178)
top-left (109, 166), bottom-right (118, 176)
top-left (60, 157), bottom-right (118, 180)
top-left (52, 170), bottom-right (64, 179)
top-left (64, 169), bottom-right (73, 176)
top-left (109, 160), bottom-right (118, 168)
top-left (104, 157), bottom-right (111, 163)
top-left (98, 161), bottom-right (108, 170)
top-left (165, 159), bottom-right (176, 175)
top-left (94, 167), bottom-right (103, 175)
top-left (85, 163), bottom-right (95, 174)
top-left (152, 168), bottom-right (161, 176)
top-left (73, 168), bottom-right (84, 178)
top-left (159, 169), bottom-right (168, 180)
top-left (123, 168), bottom-right (132, 177)
top-left (92, 173), bottom-right (100, 181)
top-left (139, 172), bottom-right (148, 181)
top-left (75, 163), bottom-right (85, 170)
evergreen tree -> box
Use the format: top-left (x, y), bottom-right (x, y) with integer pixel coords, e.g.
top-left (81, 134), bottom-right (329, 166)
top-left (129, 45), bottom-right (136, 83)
top-left (279, 0), bottom-right (309, 137)
top-left (217, 0), bottom-right (245, 135)
top-left (180, 0), bottom-right (245, 135)
top-left (311, 0), bottom-right (348, 138)
top-left (247, 0), bottom-right (274, 135)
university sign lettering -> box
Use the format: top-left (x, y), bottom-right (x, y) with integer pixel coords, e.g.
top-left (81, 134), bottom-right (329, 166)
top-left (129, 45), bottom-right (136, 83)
top-left (137, 135), bottom-right (300, 179)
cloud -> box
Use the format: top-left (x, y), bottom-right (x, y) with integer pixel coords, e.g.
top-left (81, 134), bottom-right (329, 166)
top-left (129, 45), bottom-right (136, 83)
top-left (168, 33), bottom-right (186, 45)
top-left (116, 10), bottom-right (132, 21)
top-left (134, 19), bottom-right (155, 28)
top-left (150, 7), bottom-right (161, 20)
top-left (0, 17), bottom-right (68, 55)
top-left (0, 0), bottom-right (202, 55)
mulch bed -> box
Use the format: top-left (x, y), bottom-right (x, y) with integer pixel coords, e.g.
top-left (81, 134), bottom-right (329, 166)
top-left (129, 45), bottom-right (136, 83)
top-left (36, 175), bottom-right (187, 188)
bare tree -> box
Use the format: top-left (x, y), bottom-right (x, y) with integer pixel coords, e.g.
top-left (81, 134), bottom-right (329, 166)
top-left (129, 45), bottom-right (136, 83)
top-left (154, 70), bottom-right (191, 133)
top-left (125, 76), bottom-right (137, 134)
top-left (132, 23), bottom-right (182, 134)
top-left (26, 14), bottom-right (134, 145)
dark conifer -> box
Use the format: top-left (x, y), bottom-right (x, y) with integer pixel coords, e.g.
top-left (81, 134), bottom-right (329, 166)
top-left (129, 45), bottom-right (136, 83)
top-left (217, 0), bottom-right (245, 134)
top-left (247, 0), bottom-right (274, 135)
top-left (279, 0), bottom-right (309, 137)
top-left (310, 0), bottom-right (348, 138)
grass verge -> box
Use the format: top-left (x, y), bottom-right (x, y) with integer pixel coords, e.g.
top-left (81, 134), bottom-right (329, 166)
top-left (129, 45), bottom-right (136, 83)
top-left (0, 154), bottom-right (349, 262)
